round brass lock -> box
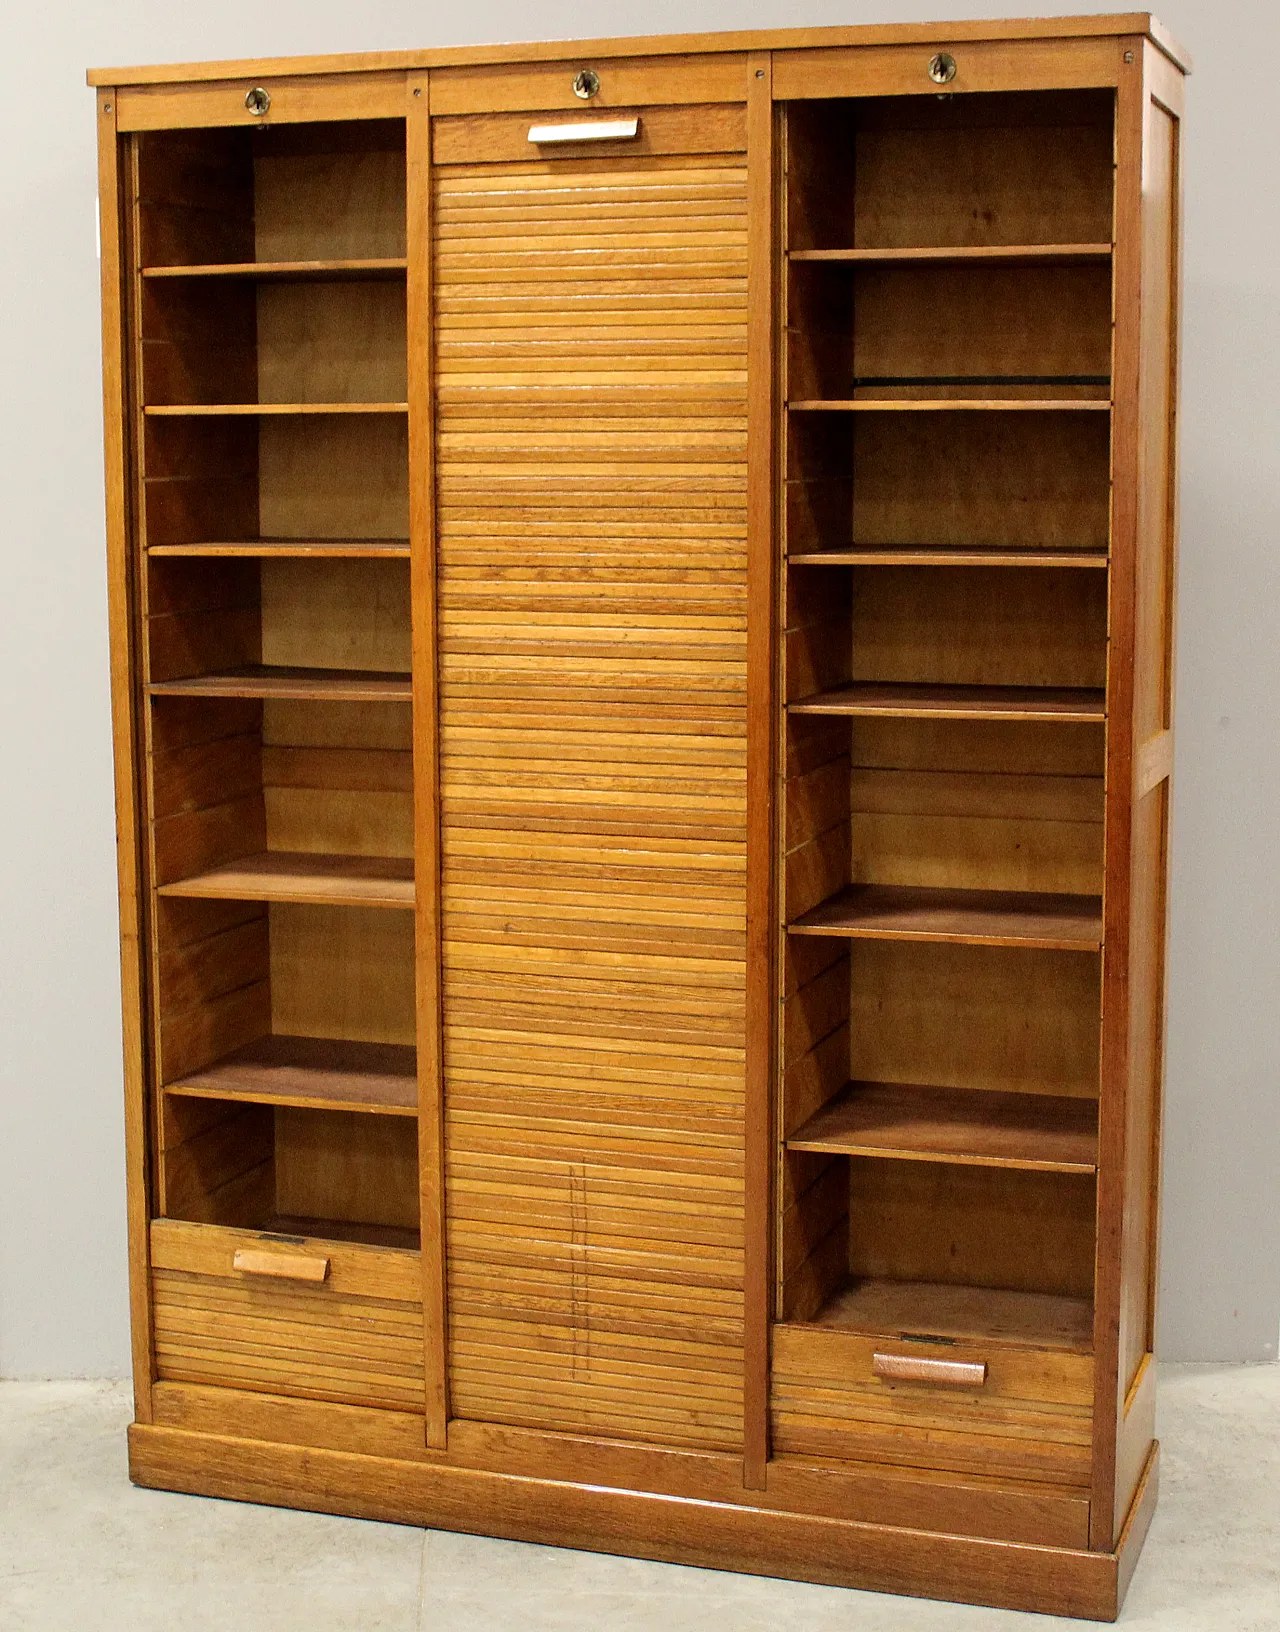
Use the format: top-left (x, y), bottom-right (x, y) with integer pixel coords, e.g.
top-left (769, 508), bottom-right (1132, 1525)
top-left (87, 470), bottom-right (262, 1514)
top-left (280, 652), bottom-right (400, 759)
top-left (244, 86), bottom-right (271, 116)
top-left (572, 68), bottom-right (600, 100)
top-left (928, 53), bottom-right (957, 85)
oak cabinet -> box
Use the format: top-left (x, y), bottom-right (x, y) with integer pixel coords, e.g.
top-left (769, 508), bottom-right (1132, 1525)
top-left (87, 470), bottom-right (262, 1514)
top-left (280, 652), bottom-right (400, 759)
top-left (92, 13), bottom-right (1186, 1618)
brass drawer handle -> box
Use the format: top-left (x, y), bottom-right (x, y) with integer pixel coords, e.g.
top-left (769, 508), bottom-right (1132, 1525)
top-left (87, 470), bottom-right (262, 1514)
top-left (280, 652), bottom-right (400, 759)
top-left (233, 1247), bottom-right (330, 1284)
top-left (873, 1351), bottom-right (987, 1387)
top-left (528, 118), bottom-right (640, 145)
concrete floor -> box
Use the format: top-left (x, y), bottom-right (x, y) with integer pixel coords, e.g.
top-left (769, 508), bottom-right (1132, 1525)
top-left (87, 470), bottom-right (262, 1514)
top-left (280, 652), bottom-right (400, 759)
top-left (0, 1365), bottom-right (1276, 1630)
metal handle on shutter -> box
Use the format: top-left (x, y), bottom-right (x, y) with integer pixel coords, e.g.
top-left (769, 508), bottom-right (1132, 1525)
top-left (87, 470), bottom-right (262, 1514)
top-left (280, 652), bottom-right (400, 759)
top-left (528, 118), bottom-right (640, 144)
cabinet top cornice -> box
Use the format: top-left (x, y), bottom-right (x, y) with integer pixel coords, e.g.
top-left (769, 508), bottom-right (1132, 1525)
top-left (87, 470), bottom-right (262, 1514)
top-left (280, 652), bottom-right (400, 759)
top-left (87, 13), bottom-right (1189, 88)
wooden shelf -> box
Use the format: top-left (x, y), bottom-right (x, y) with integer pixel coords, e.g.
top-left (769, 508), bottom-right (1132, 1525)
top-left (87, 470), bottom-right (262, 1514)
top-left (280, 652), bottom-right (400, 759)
top-left (786, 547), bottom-right (1109, 569)
top-left (148, 540), bottom-right (410, 559)
top-left (788, 244), bottom-right (1112, 265)
top-left (787, 1082), bottom-right (1098, 1174)
top-left (142, 258), bottom-right (408, 281)
top-left (788, 399), bottom-right (1110, 413)
top-left (799, 1277), bottom-right (1094, 1354)
top-left (789, 884), bottom-right (1103, 951)
top-left (788, 682), bottom-right (1105, 723)
top-left (157, 851), bottom-right (414, 910)
top-left (148, 665), bottom-right (412, 702)
top-left (165, 1035), bottom-right (417, 1117)
top-left (144, 403), bottom-right (409, 416)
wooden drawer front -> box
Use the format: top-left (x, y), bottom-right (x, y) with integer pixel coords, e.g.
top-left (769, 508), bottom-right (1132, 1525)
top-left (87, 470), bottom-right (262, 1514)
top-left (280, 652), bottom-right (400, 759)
top-left (115, 71), bottom-right (406, 132)
top-left (429, 53), bottom-right (747, 117)
top-left (151, 1220), bottom-right (423, 1411)
top-left (771, 1325), bottom-right (1093, 1487)
top-left (771, 36), bottom-right (1123, 101)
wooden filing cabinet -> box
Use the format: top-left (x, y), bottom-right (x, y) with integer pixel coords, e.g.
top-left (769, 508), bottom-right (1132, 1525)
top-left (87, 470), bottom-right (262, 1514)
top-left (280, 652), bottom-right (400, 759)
top-left (91, 13), bottom-right (1187, 1618)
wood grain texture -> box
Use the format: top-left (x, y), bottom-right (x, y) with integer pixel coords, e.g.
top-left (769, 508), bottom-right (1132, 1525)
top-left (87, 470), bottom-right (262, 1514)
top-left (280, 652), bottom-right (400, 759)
top-left (99, 90), bottom-right (157, 1422)
top-left (434, 131), bottom-right (749, 1452)
top-left (150, 1219), bottom-right (423, 1408)
top-left (789, 883), bottom-right (1103, 950)
top-left (89, 15), bottom-right (1191, 85)
top-left (742, 47), bottom-right (776, 1492)
top-left (789, 683), bottom-right (1105, 722)
top-left (772, 1313), bottom-right (1092, 1485)
top-left (125, 1422), bottom-right (1131, 1620)
top-left (156, 849), bottom-right (415, 908)
top-left (165, 1033), bottom-right (418, 1114)
top-left (407, 71), bottom-right (449, 1450)
top-left (787, 1082), bottom-right (1098, 1173)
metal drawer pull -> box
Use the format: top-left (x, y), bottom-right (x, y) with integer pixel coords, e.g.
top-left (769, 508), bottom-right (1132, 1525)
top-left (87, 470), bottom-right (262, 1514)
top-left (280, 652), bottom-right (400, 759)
top-left (528, 118), bottom-right (640, 144)
top-left (233, 1248), bottom-right (330, 1284)
top-left (873, 1351), bottom-right (987, 1387)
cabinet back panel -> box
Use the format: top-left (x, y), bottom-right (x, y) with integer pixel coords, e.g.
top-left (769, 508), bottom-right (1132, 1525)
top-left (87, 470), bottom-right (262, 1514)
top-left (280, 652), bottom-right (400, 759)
top-left (852, 413), bottom-right (1112, 550)
top-left (269, 903), bottom-right (416, 1047)
top-left (789, 262), bottom-right (1112, 402)
top-left (848, 1158), bottom-right (1096, 1299)
top-left (848, 941), bottom-right (1101, 1099)
top-left (258, 416), bottom-right (409, 540)
top-left (852, 92), bottom-right (1115, 251)
top-left (849, 764), bottom-right (1104, 895)
top-left (256, 282), bottom-right (408, 405)
top-left (274, 1107), bottom-right (419, 1230)
top-left (262, 695), bottom-right (414, 859)
top-left (848, 566), bottom-right (1108, 688)
top-left (254, 128), bottom-right (407, 262)
top-left (259, 558), bottom-right (411, 671)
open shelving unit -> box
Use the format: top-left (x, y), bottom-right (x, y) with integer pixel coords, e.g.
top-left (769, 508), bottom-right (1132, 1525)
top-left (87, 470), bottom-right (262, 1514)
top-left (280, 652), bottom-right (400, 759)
top-left (775, 86), bottom-right (1114, 1369)
top-left (131, 114), bottom-right (420, 1256)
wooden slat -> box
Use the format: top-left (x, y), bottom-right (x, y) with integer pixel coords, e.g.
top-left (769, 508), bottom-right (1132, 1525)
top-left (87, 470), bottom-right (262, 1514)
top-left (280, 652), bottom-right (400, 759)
top-left (435, 139), bottom-right (748, 1452)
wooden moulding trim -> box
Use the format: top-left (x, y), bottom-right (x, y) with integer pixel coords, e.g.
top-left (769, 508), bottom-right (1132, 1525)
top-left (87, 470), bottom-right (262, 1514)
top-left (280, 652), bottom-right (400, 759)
top-left (87, 16), bottom-right (1191, 87)
top-left (128, 1423), bottom-right (1130, 1620)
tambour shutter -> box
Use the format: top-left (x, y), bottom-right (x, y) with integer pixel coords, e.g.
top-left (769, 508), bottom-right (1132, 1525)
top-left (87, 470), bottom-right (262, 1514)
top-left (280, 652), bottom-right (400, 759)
top-left (432, 106), bottom-right (749, 1449)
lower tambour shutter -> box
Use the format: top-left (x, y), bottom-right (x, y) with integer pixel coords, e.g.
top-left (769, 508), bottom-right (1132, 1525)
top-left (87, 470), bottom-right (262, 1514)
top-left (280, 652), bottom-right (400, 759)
top-left (433, 128), bottom-right (749, 1449)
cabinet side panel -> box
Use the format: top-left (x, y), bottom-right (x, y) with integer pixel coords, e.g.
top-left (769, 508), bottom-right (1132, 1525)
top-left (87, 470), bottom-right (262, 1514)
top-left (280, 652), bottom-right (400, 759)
top-left (98, 94), bottom-right (155, 1421)
top-left (1097, 43), bottom-right (1183, 1549)
top-left (434, 127), bottom-right (749, 1452)
top-left (1115, 66), bottom-right (1180, 1538)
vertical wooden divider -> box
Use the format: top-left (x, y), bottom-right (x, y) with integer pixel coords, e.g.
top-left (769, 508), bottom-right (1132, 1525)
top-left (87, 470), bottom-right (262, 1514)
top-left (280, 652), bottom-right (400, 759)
top-left (1092, 36), bottom-right (1144, 1550)
top-left (98, 89), bottom-right (155, 1423)
top-left (406, 73), bottom-right (449, 1448)
top-left (743, 49), bottom-right (777, 1491)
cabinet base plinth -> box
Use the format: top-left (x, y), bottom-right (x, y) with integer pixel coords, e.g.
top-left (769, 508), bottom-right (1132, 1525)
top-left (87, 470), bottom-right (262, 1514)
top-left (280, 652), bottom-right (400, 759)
top-left (127, 1424), bottom-right (1158, 1622)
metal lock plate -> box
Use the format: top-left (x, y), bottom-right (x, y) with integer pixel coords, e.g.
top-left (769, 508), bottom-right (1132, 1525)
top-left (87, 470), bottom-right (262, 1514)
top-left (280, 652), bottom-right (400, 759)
top-left (245, 86), bottom-right (271, 116)
top-left (573, 69), bottom-right (600, 99)
top-left (928, 53), bottom-right (957, 85)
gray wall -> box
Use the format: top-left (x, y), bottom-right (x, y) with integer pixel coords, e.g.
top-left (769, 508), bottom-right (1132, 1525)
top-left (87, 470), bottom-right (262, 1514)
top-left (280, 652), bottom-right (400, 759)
top-left (0, 0), bottom-right (1274, 1377)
